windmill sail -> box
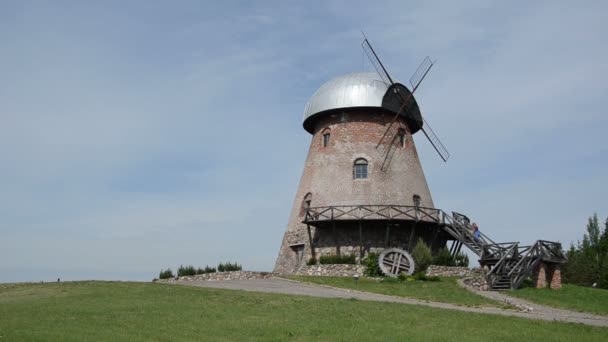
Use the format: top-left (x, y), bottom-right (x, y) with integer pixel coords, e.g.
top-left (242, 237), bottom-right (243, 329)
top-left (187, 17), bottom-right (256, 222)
top-left (409, 56), bottom-right (434, 92)
top-left (361, 39), bottom-right (394, 86)
top-left (421, 117), bottom-right (450, 162)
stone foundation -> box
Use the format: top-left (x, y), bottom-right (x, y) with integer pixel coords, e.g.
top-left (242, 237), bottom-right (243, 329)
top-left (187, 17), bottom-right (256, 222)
top-left (295, 264), bottom-right (367, 277)
top-left (157, 271), bottom-right (273, 282)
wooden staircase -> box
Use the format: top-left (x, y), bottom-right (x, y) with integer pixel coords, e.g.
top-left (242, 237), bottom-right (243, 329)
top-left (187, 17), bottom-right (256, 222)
top-left (439, 212), bottom-right (567, 290)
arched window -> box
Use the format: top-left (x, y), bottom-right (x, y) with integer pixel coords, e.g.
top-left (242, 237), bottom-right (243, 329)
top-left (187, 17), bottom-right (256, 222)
top-left (322, 128), bottom-right (331, 147)
top-left (413, 194), bottom-right (421, 208)
top-left (353, 158), bottom-right (368, 179)
top-left (299, 193), bottom-right (312, 216)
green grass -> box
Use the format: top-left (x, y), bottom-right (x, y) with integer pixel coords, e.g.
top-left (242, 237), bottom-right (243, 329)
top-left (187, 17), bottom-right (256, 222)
top-left (509, 284), bottom-right (608, 316)
top-left (289, 276), bottom-right (502, 308)
top-left (0, 281), bottom-right (606, 341)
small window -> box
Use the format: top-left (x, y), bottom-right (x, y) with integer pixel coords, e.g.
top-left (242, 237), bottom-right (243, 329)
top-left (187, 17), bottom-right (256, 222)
top-left (323, 133), bottom-right (330, 147)
top-left (413, 194), bottom-right (421, 207)
top-left (398, 129), bottom-right (406, 147)
top-left (354, 158), bottom-right (368, 179)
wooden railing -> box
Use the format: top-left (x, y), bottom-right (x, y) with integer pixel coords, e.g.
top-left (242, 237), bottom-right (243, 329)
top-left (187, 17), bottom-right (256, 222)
top-left (303, 204), bottom-right (567, 289)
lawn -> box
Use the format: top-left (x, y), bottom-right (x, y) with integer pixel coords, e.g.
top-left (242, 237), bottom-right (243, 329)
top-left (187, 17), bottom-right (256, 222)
top-left (289, 275), bottom-right (501, 308)
top-left (509, 284), bottom-right (608, 315)
top-left (1, 281), bottom-right (606, 341)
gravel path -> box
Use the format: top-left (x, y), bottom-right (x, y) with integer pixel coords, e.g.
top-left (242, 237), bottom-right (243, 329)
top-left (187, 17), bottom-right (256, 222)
top-left (168, 277), bottom-right (608, 327)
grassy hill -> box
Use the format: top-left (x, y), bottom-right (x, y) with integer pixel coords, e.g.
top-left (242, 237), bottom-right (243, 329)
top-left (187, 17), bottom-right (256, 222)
top-left (0, 281), bottom-right (606, 341)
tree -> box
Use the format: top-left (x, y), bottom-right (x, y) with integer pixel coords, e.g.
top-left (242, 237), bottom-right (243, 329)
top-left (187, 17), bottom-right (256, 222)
top-left (412, 238), bottom-right (433, 273)
top-left (563, 213), bottom-right (608, 288)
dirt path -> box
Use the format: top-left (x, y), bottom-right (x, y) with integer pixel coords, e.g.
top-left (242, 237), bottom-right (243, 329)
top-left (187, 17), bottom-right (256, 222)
top-left (168, 277), bottom-right (608, 327)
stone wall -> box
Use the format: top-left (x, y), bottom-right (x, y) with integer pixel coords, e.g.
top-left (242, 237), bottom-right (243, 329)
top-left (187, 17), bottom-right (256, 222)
top-left (156, 271), bottom-right (273, 283)
top-left (295, 264), bottom-right (367, 277)
top-left (426, 265), bottom-right (473, 278)
top-left (425, 265), bottom-right (489, 291)
top-left (460, 268), bottom-right (490, 291)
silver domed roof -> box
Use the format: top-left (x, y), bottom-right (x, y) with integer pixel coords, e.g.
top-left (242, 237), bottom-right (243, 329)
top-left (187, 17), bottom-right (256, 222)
top-left (303, 72), bottom-right (390, 126)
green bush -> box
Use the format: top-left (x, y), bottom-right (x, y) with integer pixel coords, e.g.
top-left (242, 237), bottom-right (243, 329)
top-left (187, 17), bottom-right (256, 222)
top-left (432, 247), bottom-right (469, 267)
top-left (177, 265), bottom-right (196, 277)
top-left (159, 268), bottom-right (174, 279)
top-left (364, 253), bottom-right (381, 277)
top-left (454, 251), bottom-right (469, 267)
top-left (306, 258), bottom-right (316, 266)
top-left (412, 238), bottom-right (433, 273)
top-left (218, 262), bottom-right (242, 272)
top-left (318, 254), bottom-right (356, 265)
top-left (397, 272), bottom-right (416, 282)
top-left (433, 247), bottom-right (455, 266)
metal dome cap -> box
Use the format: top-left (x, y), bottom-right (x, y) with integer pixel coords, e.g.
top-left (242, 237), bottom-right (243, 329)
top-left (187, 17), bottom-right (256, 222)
top-left (302, 72), bottom-right (422, 134)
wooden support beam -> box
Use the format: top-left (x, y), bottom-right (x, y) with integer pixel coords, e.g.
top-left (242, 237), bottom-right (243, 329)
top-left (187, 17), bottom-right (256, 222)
top-left (306, 224), bottom-right (316, 264)
top-left (358, 220), bottom-right (363, 264)
top-left (408, 223), bottom-right (417, 251)
top-left (384, 222), bottom-right (391, 247)
top-left (332, 220), bottom-right (340, 256)
top-left (430, 227), bottom-right (440, 250)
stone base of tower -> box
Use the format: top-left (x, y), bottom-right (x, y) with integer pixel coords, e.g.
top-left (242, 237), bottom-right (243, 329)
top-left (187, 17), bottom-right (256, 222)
top-left (274, 220), bottom-right (449, 274)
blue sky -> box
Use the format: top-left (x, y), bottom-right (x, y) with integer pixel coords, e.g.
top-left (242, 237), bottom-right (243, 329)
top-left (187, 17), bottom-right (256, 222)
top-left (1, 1), bottom-right (607, 282)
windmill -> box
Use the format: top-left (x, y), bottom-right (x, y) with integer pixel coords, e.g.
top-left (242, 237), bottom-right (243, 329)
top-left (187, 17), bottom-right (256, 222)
top-left (361, 35), bottom-right (450, 168)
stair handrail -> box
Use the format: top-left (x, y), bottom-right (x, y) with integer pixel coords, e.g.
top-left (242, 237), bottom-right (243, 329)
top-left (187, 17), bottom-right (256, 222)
top-left (486, 242), bottom-right (518, 288)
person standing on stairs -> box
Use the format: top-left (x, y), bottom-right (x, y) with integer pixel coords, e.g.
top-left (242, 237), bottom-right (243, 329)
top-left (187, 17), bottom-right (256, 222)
top-left (472, 223), bottom-right (481, 243)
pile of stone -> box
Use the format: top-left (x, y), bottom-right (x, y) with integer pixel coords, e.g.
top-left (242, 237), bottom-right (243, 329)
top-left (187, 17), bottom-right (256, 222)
top-left (295, 264), bottom-right (367, 277)
top-left (157, 271), bottom-right (273, 282)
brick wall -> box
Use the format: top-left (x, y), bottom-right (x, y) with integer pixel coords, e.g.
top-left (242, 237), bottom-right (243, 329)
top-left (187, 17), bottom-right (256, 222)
top-left (274, 109), bottom-right (438, 274)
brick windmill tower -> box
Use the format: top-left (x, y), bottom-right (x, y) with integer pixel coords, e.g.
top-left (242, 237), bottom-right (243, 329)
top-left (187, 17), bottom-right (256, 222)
top-left (273, 37), bottom-right (566, 288)
top-left (274, 37), bottom-right (451, 275)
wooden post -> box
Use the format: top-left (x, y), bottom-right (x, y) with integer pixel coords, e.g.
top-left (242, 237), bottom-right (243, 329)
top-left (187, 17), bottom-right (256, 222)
top-left (408, 223), bottom-right (417, 250)
top-left (384, 222), bottom-right (391, 247)
top-left (306, 224), bottom-right (316, 264)
top-left (358, 220), bottom-right (363, 264)
top-left (430, 227), bottom-right (440, 250)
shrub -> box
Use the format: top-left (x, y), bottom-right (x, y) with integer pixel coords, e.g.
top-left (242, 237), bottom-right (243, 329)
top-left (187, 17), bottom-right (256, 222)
top-left (218, 262), bottom-right (242, 272)
top-left (432, 247), bottom-right (469, 267)
top-left (433, 247), bottom-right (455, 266)
top-left (306, 258), bottom-right (316, 266)
top-left (454, 251), bottom-right (469, 267)
top-left (318, 254), bottom-right (356, 265)
top-left (159, 268), bottom-right (174, 279)
top-left (412, 238), bottom-right (433, 273)
top-left (195, 265), bottom-right (217, 275)
top-left (364, 252), bottom-right (381, 277)
top-left (397, 272), bottom-right (416, 282)
top-left (177, 265), bottom-right (196, 277)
